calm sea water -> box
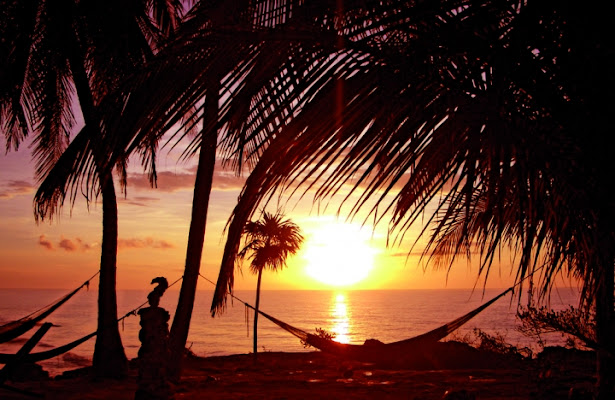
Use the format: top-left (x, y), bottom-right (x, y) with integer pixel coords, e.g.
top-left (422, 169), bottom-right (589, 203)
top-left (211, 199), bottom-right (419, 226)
top-left (0, 287), bottom-right (580, 376)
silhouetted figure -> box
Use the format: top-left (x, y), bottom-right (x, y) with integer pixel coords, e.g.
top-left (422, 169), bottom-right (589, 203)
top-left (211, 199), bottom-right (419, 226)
top-left (135, 277), bottom-right (172, 400)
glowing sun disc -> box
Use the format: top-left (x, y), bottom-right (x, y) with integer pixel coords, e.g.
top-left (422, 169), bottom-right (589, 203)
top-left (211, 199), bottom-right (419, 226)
top-left (304, 222), bottom-right (376, 286)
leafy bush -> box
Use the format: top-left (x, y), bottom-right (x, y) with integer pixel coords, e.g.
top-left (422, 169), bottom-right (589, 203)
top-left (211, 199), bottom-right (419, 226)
top-left (301, 327), bottom-right (335, 349)
top-left (451, 328), bottom-right (532, 358)
top-left (516, 306), bottom-right (597, 351)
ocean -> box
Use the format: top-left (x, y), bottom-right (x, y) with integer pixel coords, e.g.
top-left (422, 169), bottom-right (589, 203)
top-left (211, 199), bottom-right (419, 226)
top-left (0, 287), bottom-right (581, 377)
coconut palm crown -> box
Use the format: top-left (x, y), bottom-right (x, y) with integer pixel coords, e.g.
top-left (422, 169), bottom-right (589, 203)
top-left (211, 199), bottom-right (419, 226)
top-left (239, 212), bottom-right (304, 274)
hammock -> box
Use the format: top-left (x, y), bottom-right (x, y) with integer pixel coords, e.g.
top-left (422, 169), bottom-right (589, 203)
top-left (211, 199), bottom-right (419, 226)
top-left (0, 331), bottom-right (97, 364)
top-left (0, 273), bottom-right (98, 344)
top-left (241, 287), bottom-right (513, 364)
top-left (0, 275), bottom-right (182, 365)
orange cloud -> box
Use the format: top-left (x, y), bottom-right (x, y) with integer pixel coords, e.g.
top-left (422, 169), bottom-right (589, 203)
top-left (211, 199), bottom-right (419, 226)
top-left (126, 160), bottom-right (246, 194)
top-left (39, 234), bottom-right (173, 252)
top-left (127, 170), bottom-right (195, 193)
top-left (38, 235), bottom-right (54, 250)
top-left (118, 237), bottom-right (174, 250)
top-left (58, 238), bottom-right (77, 251)
top-left (213, 170), bottom-right (246, 191)
top-left (0, 180), bottom-right (34, 199)
top-left (119, 196), bottom-right (160, 207)
top-left (38, 235), bottom-right (96, 252)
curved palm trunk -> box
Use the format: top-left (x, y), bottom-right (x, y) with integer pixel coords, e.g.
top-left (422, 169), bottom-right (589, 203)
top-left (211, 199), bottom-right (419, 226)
top-left (92, 178), bottom-right (128, 377)
top-left (253, 268), bottom-right (263, 363)
top-left (168, 86), bottom-right (219, 381)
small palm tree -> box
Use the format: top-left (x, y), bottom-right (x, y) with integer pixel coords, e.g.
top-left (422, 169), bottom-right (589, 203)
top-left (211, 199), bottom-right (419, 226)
top-left (237, 211), bottom-right (303, 361)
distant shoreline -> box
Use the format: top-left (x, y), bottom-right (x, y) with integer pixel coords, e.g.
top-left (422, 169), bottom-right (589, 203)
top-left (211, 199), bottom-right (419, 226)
top-left (0, 286), bottom-right (580, 291)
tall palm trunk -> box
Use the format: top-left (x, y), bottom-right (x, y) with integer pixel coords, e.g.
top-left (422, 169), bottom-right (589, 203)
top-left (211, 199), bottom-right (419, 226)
top-left (253, 268), bottom-right (263, 363)
top-left (595, 256), bottom-right (615, 399)
top-left (92, 178), bottom-right (128, 377)
top-left (168, 85), bottom-right (219, 381)
top-left (66, 29), bottom-right (127, 377)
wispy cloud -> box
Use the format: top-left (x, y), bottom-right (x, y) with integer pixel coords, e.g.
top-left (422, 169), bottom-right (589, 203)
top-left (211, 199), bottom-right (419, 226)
top-left (58, 238), bottom-right (77, 251)
top-left (39, 235), bottom-right (97, 252)
top-left (126, 160), bottom-right (246, 194)
top-left (127, 170), bottom-right (196, 193)
top-left (38, 235), bottom-right (54, 250)
top-left (38, 234), bottom-right (174, 252)
top-left (0, 180), bottom-right (35, 199)
top-left (213, 170), bottom-right (246, 191)
top-left (119, 196), bottom-right (160, 207)
top-left (118, 237), bottom-right (174, 250)
top-left (76, 238), bottom-right (94, 251)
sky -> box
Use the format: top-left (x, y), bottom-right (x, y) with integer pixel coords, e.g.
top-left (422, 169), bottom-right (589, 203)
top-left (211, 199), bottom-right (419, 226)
top-left (0, 1), bottom-right (581, 295)
top-left (0, 133), bottom-right (557, 293)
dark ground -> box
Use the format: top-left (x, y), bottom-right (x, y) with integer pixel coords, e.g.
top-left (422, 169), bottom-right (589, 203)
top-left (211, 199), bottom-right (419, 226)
top-left (1, 344), bottom-right (596, 399)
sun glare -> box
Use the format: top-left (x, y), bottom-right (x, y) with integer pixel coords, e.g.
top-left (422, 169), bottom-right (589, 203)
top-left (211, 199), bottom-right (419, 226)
top-left (330, 293), bottom-right (350, 343)
top-left (304, 221), bottom-right (377, 287)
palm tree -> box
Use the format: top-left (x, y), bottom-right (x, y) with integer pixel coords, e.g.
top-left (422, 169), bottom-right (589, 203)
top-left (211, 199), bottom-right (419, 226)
top-left (207, 1), bottom-right (614, 397)
top-left (237, 211), bottom-right (303, 361)
top-left (1, 0), bottom-right (185, 377)
top-left (70, 2), bottom-right (611, 394)
top-left (82, 0), bottom-right (351, 379)
top-left (0, 0), bottom-right (324, 380)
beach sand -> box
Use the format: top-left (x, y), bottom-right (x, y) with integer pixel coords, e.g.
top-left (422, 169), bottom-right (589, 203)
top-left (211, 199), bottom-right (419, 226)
top-left (2, 345), bottom-right (595, 399)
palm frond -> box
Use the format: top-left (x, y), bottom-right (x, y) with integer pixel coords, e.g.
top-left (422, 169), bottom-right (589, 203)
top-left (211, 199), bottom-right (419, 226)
top-left (0, 1), bottom-right (39, 149)
top-left (33, 125), bottom-right (98, 222)
top-left (211, 0), bottom-right (613, 311)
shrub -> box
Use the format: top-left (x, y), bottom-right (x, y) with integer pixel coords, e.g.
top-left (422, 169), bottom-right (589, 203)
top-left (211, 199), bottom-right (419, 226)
top-left (516, 306), bottom-right (597, 351)
top-left (301, 327), bottom-right (335, 349)
top-left (450, 328), bottom-right (532, 358)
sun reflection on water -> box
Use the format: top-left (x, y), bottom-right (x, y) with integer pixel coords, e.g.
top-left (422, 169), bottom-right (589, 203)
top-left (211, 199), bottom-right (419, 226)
top-left (330, 293), bottom-right (351, 343)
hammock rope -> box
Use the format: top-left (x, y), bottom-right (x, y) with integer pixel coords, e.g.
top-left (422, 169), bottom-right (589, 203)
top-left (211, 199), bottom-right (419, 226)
top-left (1, 270), bottom-right (516, 366)
top-left (0, 271), bottom-right (100, 344)
top-left (0, 275), bottom-right (183, 364)
top-left (199, 273), bottom-right (513, 362)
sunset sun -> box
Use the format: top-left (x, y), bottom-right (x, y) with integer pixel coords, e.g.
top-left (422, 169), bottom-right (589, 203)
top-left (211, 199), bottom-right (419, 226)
top-left (303, 221), bottom-right (377, 286)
